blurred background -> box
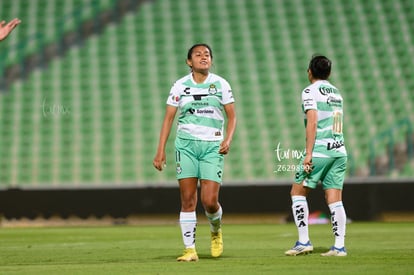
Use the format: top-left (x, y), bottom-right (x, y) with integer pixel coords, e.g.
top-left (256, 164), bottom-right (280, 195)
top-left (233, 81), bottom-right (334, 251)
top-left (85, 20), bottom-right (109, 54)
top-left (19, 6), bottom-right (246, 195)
top-left (0, 0), bottom-right (413, 222)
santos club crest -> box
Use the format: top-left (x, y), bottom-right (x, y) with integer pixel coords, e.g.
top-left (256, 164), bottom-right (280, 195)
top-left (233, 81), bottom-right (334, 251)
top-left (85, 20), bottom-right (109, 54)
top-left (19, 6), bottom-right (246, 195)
top-left (208, 84), bottom-right (217, 94)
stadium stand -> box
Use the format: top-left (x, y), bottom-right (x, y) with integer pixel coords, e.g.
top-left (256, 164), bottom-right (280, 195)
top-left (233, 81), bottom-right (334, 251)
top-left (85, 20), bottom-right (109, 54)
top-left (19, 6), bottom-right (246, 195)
top-left (0, 0), bottom-right (114, 68)
top-left (0, 0), bottom-right (413, 188)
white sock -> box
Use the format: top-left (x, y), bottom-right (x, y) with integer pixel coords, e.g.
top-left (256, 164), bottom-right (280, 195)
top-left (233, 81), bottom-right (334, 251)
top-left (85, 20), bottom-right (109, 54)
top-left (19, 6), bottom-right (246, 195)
top-left (291, 195), bottom-right (309, 244)
top-left (328, 201), bottom-right (346, 248)
top-left (179, 211), bottom-right (197, 249)
top-left (205, 206), bottom-right (223, 233)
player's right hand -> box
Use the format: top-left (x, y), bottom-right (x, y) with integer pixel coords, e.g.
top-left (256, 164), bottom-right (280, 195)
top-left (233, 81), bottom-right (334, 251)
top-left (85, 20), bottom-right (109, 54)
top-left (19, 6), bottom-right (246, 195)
top-left (153, 153), bottom-right (166, 171)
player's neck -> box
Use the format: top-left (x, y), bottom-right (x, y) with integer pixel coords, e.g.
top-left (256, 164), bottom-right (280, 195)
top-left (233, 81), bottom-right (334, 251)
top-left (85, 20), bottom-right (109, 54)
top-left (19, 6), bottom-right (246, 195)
top-left (310, 78), bottom-right (323, 84)
top-left (192, 71), bottom-right (209, 84)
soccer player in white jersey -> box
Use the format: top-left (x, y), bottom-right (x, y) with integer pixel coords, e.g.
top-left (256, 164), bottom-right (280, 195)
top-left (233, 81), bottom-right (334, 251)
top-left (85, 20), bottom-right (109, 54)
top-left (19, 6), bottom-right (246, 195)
top-left (153, 44), bottom-right (236, 261)
top-left (285, 55), bottom-right (348, 257)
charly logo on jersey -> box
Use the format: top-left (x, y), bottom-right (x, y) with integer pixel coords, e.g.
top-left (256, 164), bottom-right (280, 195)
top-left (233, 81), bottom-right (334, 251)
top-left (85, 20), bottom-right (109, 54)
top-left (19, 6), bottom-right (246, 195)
top-left (208, 84), bottom-right (217, 94)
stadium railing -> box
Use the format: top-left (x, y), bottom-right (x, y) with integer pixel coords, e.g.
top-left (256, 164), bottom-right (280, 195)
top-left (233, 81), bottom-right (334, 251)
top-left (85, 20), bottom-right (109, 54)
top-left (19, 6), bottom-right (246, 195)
top-left (369, 117), bottom-right (413, 175)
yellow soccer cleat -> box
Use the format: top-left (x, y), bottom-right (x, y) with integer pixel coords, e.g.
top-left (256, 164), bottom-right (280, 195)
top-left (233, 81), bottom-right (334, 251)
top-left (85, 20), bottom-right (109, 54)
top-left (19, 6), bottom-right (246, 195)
top-left (176, 248), bottom-right (199, 262)
top-left (211, 230), bottom-right (223, 258)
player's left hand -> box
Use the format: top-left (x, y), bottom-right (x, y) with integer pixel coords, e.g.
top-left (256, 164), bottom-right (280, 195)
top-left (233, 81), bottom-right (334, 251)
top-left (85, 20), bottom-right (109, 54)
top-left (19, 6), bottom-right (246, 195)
top-left (219, 140), bottom-right (231, 154)
top-left (303, 155), bottom-right (313, 173)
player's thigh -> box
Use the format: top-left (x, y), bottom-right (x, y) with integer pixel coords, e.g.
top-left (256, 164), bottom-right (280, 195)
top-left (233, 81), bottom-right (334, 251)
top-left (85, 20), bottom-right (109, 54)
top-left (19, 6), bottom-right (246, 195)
top-left (175, 138), bottom-right (199, 179)
top-left (295, 157), bottom-right (331, 189)
top-left (322, 156), bottom-right (347, 190)
top-left (199, 141), bottom-right (223, 184)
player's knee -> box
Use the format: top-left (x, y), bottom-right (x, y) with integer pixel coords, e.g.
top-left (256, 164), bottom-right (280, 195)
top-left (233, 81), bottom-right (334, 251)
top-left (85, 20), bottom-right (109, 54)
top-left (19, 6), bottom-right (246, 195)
top-left (201, 197), bottom-right (218, 212)
top-left (290, 183), bottom-right (308, 197)
top-left (181, 197), bottom-right (197, 211)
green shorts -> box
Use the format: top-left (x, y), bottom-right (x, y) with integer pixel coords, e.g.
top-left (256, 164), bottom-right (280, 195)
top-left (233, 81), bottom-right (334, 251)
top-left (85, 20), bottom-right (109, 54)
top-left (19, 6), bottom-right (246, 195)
top-left (174, 138), bottom-right (224, 184)
top-left (294, 156), bottom-right (347, 190)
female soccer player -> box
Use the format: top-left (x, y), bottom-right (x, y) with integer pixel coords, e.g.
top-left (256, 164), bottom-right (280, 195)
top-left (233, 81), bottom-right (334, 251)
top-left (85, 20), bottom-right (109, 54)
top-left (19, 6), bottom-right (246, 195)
top-left (285, 55), bottom-right (348, 257)
top-left (153, 43), bottom-right (236, 262)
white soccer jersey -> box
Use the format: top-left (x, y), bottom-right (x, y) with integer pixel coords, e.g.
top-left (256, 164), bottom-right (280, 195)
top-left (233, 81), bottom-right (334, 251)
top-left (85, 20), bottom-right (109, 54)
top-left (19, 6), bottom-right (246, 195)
top-left (302, 80), bottom-right (347, 158)
top-left (166, 73), bottom-right (234, 141)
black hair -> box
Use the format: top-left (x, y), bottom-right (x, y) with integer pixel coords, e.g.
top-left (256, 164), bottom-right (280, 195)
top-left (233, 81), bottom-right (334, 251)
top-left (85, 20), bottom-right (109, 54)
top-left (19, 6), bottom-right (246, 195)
top-left (308, 55), bottom-right (331, 80)
top-left (187, 43), bottom-right (213, 60)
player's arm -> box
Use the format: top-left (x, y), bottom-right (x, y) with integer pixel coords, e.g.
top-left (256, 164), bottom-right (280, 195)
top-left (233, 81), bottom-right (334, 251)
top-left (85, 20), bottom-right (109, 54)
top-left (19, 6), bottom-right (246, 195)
top-left (0, 18), bottom-right (21, 41)
top-left (219, 103), bottom-right (236, 154)
top-left (153, 105), bottom-right (177, 171)
top-left (304, 109), bottom-right (317, 172)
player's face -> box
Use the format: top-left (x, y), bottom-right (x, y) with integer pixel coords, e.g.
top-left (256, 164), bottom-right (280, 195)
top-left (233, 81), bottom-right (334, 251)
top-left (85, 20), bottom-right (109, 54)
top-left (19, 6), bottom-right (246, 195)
top-left (187, 46), bottom-right (212, 73)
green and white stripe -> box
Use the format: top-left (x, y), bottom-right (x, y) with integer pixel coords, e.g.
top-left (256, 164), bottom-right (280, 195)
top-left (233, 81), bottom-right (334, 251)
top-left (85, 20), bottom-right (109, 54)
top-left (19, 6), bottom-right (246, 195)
top-left (167, 73), bottom-right (234, 141)
top-left (302, 80), bottom-right (347, 158)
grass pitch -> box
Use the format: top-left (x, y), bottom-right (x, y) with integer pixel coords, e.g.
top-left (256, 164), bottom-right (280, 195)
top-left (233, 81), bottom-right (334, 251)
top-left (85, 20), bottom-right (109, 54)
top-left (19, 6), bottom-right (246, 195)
top-left (1, 222), bottom-right (413, 274)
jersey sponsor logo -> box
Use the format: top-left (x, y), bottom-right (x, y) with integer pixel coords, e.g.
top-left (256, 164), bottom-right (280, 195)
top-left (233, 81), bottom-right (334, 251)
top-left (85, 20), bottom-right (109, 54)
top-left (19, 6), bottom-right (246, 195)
top-left (303, 98), bottom-right (314, 108)
top-left (196, 109), bottom-right (214, 114)
top-left (188, 108), bottom-right (214, 115)
top-left (327, 140), bottom-right (344, 150)
top-left (319, 86), bottom-right (338, 95)
top-left (304, 88), bottom-right (310, 93)
top-left (191, 102), bottom-right (209, 107)
top-left (326, 96), bottom-right (342, 107)
top-left (193, 94), bottom-right (209, 101)
top-left (171, 95), bottom-right (180, 102)
top-left (183, 87), bottom-right (191, 94)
